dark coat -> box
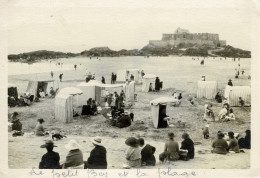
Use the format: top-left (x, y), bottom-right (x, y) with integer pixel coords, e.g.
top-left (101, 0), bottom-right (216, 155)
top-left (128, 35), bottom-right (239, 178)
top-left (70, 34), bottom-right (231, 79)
top-left (116, 115), bottom-right (131, 128)
top-left (82, 105), bottom-right (92, 115)
top-left (155, 78), bottom-right (160, 91)
top-left (238, 134), bottom-right (251, 149)
top-left (86, 145), bottom-right (107, 169)
top-left (180, 138), bottom-right (195, 159)
top-left (141, 144), bottom-right (156, 166)
top-left (39, 151), bottom-right (61, 169)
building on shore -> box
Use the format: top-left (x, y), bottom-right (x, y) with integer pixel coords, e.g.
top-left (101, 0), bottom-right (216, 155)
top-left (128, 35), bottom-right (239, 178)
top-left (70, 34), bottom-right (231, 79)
top-left (149, 27), bottom-right (226, 48)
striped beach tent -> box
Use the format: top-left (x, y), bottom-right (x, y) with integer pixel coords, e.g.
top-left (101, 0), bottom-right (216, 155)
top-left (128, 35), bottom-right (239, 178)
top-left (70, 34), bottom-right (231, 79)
top-left (224, 85), bottom-right (251, 106)
top-left (197, 81), bottom-right (218, 99)
top-left (55, 94), bottom-right (73, 123)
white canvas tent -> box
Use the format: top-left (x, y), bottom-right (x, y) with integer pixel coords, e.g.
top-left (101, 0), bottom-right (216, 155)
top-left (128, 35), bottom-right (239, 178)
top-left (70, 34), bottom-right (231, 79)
top-left (55, 94), bottom-right (73, 123)
top-left (77, 81), bottom-right (125, 106)
top-left (197, 81), bottom-right (217, 99)
top-left (117, 69), bottom-right (143, 83)
top-left (26, 80), bottom-right (55, 100)
top-left (58, 87), bottom-right (83, 107)
top-left (142, 74), bottom-right (156, 92)
top-left (77, 80), bottom-right (102, 106)
top-left (125, 81), bottom-right (135, 102)
top-left (150, 97), bottom-right (178, 128)
top-left (224, 85), bottom-right (251, 106)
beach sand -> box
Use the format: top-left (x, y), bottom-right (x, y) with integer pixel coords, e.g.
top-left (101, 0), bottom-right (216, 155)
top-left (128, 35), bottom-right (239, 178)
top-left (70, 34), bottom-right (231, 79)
top-left (8, 58), bottom-right (251, 169)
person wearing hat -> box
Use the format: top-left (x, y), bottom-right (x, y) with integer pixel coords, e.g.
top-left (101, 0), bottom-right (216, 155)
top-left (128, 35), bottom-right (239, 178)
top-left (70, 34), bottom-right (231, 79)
top-left (180, 133), bottom-right (195, 160)
top-left (35, 118), bottom-right (47, 136)
top-left (85, 136), bottom-right (107, 169)
top-left (125, 137), bottom-right (141, 168)
top-left (63, 140), bottom-right (84, 169)
top-left (238, 129), bottom-right (251, 149)
top-left (159, 132), bottom-right (179, 162)
top-left (227, 131), bottom-right (240, 153)
top-left (211, 132), bottom-right (228, 154)
top-left (227, 79), bottom-right (233, 86)
top-left (11, 112), bottom-right (22, 131)
top-left (39, 140), bottom-right (61, 169)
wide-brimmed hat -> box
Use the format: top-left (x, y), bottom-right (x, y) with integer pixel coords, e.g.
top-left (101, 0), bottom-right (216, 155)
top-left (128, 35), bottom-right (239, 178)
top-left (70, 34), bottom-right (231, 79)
top-left (205, 124), bottom-right (209, 128)
top-left (92, 136), bottom-right (102, 146)
top-left (229, 79), bottom-right (232, 81)
top-left (65, 139), bottom-right (82, 150)
top-left (217, 132), bottom-right (224, 138)
top-left (38, 118), bottom-right (45, 123)
top-left (41, 140), bottom-right (57, 148)
top-left (125, 137), bottom-right (138, 147)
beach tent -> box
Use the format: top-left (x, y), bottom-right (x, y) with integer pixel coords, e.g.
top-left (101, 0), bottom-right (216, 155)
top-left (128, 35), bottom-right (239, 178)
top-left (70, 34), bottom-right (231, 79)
top-left (125, 81), bottom-right (136, 102)
top-left (142, 74), bottom-right (156, 92)
top-left (117, 69), bottom-right (143, 83)
top-left (224, 85), bottom-right (251, 106)
top-left (197, 81), bottom-right (217, 99)
top-left (8, 83), bottom-right (18, 99)
top-left (55, 93), bottom-right (73, 123)
top-left (58, 87), bottom-right (83, 107)
top-left (77, 81), bottom-right (125, 106)
top-left (150, 97), bottom-right (178, 128)
top-left (26, 80), bottom-right (55, 100)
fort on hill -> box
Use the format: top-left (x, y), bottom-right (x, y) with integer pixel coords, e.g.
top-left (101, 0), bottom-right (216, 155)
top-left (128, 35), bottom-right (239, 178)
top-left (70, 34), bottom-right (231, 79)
top-left (149, 27), bottom-right (226, 48)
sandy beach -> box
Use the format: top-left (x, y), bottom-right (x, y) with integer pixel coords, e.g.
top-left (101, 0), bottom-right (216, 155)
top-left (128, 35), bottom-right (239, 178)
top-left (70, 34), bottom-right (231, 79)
top-left (8, 56), bottom-right (251, 169)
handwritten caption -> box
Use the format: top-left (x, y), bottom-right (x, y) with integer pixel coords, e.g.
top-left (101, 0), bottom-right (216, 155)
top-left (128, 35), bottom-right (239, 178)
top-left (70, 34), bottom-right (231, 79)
top-left (29, 167), bottom-right (196, 178)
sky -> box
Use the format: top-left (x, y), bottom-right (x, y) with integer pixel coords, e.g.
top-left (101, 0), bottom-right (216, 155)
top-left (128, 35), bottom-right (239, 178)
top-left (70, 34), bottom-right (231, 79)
top-left (7, 0), bottom-right (253, 54)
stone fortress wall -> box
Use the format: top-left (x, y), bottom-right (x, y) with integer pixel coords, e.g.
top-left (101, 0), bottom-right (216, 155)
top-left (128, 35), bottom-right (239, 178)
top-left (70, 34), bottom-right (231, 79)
top-left (149, 27), bottom-right (226, 48)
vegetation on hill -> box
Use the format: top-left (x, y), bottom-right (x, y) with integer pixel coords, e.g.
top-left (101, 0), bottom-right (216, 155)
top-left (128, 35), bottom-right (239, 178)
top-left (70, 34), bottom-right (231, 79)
top-left (8, 44), bottom-right (251, 63)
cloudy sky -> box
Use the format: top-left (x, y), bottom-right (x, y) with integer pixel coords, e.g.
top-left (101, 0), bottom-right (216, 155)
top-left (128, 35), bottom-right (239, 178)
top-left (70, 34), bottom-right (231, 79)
top-left (7, 0), bottom-right (253, 54)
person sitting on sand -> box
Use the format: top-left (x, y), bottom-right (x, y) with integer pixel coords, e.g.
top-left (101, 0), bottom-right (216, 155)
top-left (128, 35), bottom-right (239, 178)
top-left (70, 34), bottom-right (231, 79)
top-left (227, 132), bottom-right (240, 153)
top-left (158, 107), bottom-right (169, 128)
top-left (159, 132), bottom-right (180, 162)
top-left (238, 130), bottom-right (251, 149)
top-left (218, 103), bottom-right (229, 121)
top-left (81, 100), bottom-right (92, 116)
top-left (39, 140), bottom-right (61, 169)
top-left (138, 138), bottom-right (156, 166)
top-left (179, 133), bottom-right (195, 161)
top-left (149, 83), bottom-right (153, 92)
top-left (224, 108), bottom-right (236, 121)
top-left (85, 136), bottom-right (107, 169)
top-left (238, 97), bottom-right (245, 107)
top-left (124, 137), bottom-right (141, 168)
top-left (91, 100), bottom-right (98, 115)
top-left (35, 118), bottom-right (48, 136)
top-left (203, 103), bottom-right (215, 121)
top-left (11, 112), bottom-right (22, 131)
top-left (211, 132), bottom-right (228, 154)
top-left (115, 111), bottom-right (132, 128)
top-left (63, 140), bottom-right (84, 169)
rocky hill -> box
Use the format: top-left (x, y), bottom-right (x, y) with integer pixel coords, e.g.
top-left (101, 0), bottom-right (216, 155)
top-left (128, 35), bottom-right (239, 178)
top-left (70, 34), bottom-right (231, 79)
top-left (8, 44), bottom-right (251, 63)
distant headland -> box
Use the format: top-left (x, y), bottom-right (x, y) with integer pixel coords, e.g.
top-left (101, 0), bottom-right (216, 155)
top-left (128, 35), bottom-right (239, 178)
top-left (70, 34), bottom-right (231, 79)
top-left (8, 28), bottom-right (251, 63)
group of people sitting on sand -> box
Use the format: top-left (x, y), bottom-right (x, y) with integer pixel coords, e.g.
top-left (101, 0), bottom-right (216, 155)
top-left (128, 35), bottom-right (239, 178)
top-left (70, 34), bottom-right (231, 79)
top-left (107, 108), bottom-right (134, 128)
top-left (81, 98), bottom-right (98, 116)
top-left (39, 137), bottom-right (107, 169)
top-left (204, 101), bottom-right (236, 122)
